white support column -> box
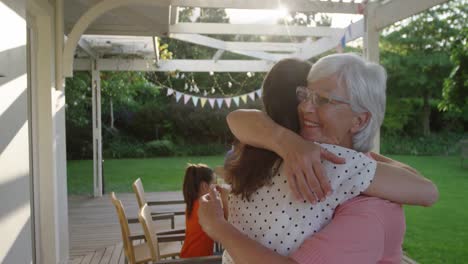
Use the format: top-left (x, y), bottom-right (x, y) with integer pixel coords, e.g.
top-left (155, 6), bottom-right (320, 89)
top-left (91, 60), bottom-right (103, 197)
top-left (364, 5), bottom-right (381, 153)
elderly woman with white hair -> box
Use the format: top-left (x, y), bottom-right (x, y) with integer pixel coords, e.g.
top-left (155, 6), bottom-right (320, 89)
top-left (198, 54), bottom-right (438, 264)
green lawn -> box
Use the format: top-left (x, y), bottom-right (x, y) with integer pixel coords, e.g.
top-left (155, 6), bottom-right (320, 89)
top-left (67, 155), bottom-right (468, 263)
top-left (67, 156), bottom-right (225, 195)
top-left (390, 155), bottom-right (468, 263)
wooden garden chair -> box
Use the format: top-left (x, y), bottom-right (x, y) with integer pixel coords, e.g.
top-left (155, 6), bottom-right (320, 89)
top-left (110, 192), bottom-right (154, 264)
top-left (111, 192), bottom-right (188, 264)
top-left (133, 178), bottom-right (185, 229)
top-left (139, 204), bottom-right (222, 264)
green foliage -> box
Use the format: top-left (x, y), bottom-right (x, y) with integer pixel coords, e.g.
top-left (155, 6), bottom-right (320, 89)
top-left (175, 143), bottom-right (227, 156)
top-left (145, 140), bottom-right (176, 156)
top-left (65, 72), bottom-right (92, 127)
top-left (381, 132), bottom-right (465, 156)
top-left (100, 71), bottom-right (148, 113)
top-left (381, 0), bottom-right (466, 135)
top-left (382, 97), bottom-right (415, 135)
top-left (439, 25), bottom-right (468, 121)
top-left (103, 137), bottom-right (146, 159)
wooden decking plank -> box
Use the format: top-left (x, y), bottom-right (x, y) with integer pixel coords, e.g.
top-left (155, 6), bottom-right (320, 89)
top-left (118, 247), bottom-right (126, 264)
top-left (80, 252), bottom-right (94, 264)
top-left (109, 243), bottom-right (123, 264)
top-left (69, 192), bottom-right (184, 260)
top-left (69, 256), bottom-right (83, 264)
top-left (89, 247), bottom-right (105, 264)
top-left (99, 245), bottom-right (115, 264)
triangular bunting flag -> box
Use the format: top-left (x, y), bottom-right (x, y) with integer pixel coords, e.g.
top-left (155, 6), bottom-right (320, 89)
top-left (208, 98), bottom-right (216, 109)
top-left (192, 96), bottom-right (199, 107)
top-left (241, 95), bottom-right (248, 104)
top-left (167, 88), bottom-right (174, 96)
top-left (233, 97), bottom-right (240, 106)
top-left (200, 98), bottom-right (207, 108)
top-left (256, 89), bottom-right (262, 97)
top-left (248, 92), bottom-right (255, 101)
top-left (225, 98), bottom-right (232, 108)
top-left (183, 94), bottom-right (191, 104)
top-left (216, 98), bottom-right (224, 108)
top-left (175, 92), bottom-right (182, 102)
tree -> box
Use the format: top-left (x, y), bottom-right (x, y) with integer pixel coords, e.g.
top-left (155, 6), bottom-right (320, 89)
top-left (439, 26), bottom-right (468, 122)
top-left (381, 1), bottom-right (465, 136)
top-left (65, 72), bottom-right (92, 127)
top-left (100, 71), bottom-right (148, 130)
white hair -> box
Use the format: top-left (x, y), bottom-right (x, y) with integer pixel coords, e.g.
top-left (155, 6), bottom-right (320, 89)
top-left (307, 53), bottom-right (387, 152)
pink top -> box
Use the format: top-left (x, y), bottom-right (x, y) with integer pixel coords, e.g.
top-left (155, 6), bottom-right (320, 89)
top-left (290, 195), bottom-right (405, 264)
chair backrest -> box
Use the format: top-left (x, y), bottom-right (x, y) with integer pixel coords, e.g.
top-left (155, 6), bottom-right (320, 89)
top-left (133, 178), bottom-right (147, 209)
top-left (110, 192), bottom-right (136, 264)
top-left (139, 204), bottom-right (160, 261)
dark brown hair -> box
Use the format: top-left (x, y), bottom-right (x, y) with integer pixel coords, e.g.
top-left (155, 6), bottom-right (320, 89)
top-left (182, 163), bottom-right (214, 217)
top-left (225, 59), bottom-right (312, 200)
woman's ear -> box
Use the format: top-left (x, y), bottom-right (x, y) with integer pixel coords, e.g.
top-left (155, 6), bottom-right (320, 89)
top-left (350, 111), bottom-right (371, 134)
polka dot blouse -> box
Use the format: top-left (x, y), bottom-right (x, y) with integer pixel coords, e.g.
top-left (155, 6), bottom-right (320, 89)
top-left (222, 144), bottom-right (377, 263)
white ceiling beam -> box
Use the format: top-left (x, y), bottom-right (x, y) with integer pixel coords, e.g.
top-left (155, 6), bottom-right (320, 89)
top-left (78, 38), bottom-right (98, 59)
top-left (74, 58), bottom-right (274, 72)
top-left (170, 33), bottom-right (286, 61)
top-left (224, 42), bottom-right (300, 52)
top-left (295, 36), bottom-right (338, 60)
top-left (70, 26), bottom-right (168, 37)
top-left (295, 18), bottom-right (364, 60)
top-left (170, 0), bottom-right (361, 14)
top-left (169, 23), bottom-right (344, 37)
top-left (374, 0), bottom-right (450, 30)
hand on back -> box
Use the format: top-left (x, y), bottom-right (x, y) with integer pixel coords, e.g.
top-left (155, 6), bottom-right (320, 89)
top-left (281, 134), bottom-right (345, 203)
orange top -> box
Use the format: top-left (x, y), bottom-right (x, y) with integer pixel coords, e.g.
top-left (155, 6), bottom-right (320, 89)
top-left (180, 199), bottom-right (214, 258)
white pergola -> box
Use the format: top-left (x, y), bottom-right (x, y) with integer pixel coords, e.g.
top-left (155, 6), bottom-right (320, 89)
top-left (61, 0), bottom-right (449, 197)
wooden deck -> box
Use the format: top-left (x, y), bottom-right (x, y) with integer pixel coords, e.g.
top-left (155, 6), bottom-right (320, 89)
top-left (68, 192), bottom-right (418, 264)
top-left (68, 192), bottom-right (186, 262)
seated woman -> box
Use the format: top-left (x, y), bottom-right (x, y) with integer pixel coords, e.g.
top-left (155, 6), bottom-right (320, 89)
top-left (198, 55), bottom-right (438, 263)
top-left (180, 164), bottom-right (227, 258)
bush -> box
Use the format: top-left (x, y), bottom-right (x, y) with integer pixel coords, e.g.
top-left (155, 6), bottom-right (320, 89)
top-left (145, 140), bottom-right (175, 156)
top-left (175, 143), bottom-right (227, 156)
top-left (381, 132), bottom-right (466, 156)
top-left (103, 139), bottom-right (146, 159)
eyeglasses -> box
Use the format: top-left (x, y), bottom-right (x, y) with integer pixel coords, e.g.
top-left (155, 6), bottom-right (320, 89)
top-left (296, 86), bottom-right (352, 106)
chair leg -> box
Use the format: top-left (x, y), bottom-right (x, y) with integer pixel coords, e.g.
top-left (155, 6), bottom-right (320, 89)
top-left (171, 216), bottom-right (175, 229)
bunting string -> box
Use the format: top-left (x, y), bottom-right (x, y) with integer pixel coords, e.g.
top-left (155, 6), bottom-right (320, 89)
top-left (163, 86), bottom-right (263, 109)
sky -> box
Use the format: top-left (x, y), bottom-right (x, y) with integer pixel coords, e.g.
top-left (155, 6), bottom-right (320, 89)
top-left (225, 8), bottom-right (362, 28)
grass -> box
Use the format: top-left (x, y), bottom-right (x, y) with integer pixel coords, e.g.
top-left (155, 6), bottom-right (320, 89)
top-left (67, 156), bottom-right (225, 195)
top-left (67, 155), bottom-right (468, 263)
top-left (388, 155), bottom-right (468, 263)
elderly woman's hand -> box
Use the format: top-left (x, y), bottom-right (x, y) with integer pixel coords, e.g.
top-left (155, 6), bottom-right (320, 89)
top-left (280, 133), bottom-right (345, 204)
top-left (198, 185), bottom-right (227, 241)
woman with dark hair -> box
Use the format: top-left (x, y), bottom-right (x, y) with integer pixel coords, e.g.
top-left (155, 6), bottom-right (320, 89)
top-left (225, 59), bottom-right (317, 200)
top-left (199, 56), bottom-right (437, 264)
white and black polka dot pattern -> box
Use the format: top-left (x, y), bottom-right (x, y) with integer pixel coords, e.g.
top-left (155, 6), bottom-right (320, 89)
top-left (222, 144), bottom-right (376, 263)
